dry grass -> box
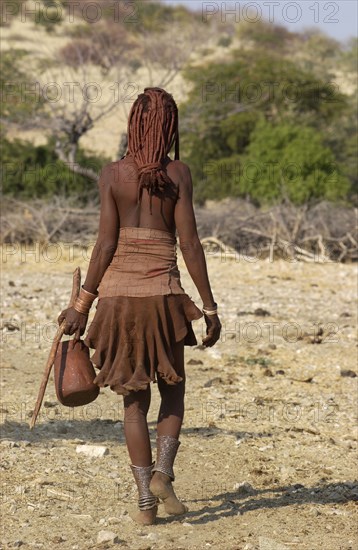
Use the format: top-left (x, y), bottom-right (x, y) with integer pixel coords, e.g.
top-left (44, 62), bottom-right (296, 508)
top-left (1, 197), bottom-right (357, 263)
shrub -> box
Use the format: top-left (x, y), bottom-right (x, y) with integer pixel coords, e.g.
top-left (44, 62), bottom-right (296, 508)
top-left (201, 121), bottom-right (351, 205)
top-left (1, 137), bottom-right (109, 199)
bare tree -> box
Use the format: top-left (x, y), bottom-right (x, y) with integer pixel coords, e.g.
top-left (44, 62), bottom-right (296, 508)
top-left (135, 23), bottom-right (210, 88)
top-left (36, 27), bottom-right (140, 180)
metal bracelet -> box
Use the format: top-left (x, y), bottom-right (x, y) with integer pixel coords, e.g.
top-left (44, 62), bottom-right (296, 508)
top-left (80, 285), bottom-right (98, 299)
top-left (202, 309), bottom-right (218, 316)
top-left (73, 298), bottom-right (91, 315)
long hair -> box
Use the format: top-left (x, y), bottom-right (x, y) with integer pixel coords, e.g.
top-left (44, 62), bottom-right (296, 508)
top-left (126, 87), bottom-right (180, 214)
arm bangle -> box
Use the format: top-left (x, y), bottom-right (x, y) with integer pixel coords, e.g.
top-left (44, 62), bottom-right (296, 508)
top-left (202, 307), bottom-right (218, 315)
top-left (73, 286), bottom-right (98, 315)
top-left (73, 301), bottom-right (90, 315)
top-left (81, 285), bottom-right (98, 299)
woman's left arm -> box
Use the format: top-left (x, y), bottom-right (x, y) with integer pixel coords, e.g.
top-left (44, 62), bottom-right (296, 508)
top-left (82, 164), bottom-right (120, 294)
top-left (58, 164), bottom-right (119, 338)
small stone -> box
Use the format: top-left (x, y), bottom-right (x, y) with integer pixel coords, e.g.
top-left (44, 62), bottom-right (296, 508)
top-left (9, 281), bottom-right (15, 287)
top-left (182, 522), bottom-right (192, 527)
top-left (43, 401), bottom-right (57, 408)
top-left (276, 369), bottom-right (285, 375)
top-left (237, 310), bottom-right (252, 316)
top-left (206, 348), bottom-right (222, 359)
top-left (259, 537), bottom-right (289, 550)
top-left (187, 358), bottom-right (203, 365)
top-left (203, 377), bottom-right (222, 388)
top-left (51, 536), bottom-right (66, 543)
top-left (340, 369), bottom-right (357, 378)
top-left (3, 322), bottom-right (19, 331)
top-left (76, 445), bottom-right (109, 458)
top-left (233, 481), bottom-right (255, 495)
top-left (262, 368), bottom-right (274, 377)
top-left (13, 541), bottom-right (24, 548)
top-left (107, 517), bottom-right (121, 525)
top-left (146, 532), bottom-right (159, 540)
top-left (97, 530), bottom-right (120, 544)
top-left (254, 308), bottom-right (270, 316)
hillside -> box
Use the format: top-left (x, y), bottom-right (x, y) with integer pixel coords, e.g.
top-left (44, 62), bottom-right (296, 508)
top-left (2, 1), bottom-right (356, 161)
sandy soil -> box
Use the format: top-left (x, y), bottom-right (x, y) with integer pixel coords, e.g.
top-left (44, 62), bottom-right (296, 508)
top-left (1, 245), bottom-right (357, 550)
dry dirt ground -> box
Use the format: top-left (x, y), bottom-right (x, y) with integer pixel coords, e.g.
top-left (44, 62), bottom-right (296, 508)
top-left (1, 244), bottom-right (357, 550)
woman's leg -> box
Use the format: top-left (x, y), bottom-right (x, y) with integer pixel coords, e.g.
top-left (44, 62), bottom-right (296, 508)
top-left (123, 386), bottom-right (158, 525)
top-left (123, 386), bottom-right (152, 465)
top-left (156, 338), bottom-right (186, 438)
top-left (150, 339), bottom-right (188, 515)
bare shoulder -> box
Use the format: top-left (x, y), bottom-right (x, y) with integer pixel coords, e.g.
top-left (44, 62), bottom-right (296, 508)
top-left (168, 160), bottom-right (192, 188)
top-left (99, 160), bottom-right (126, 187)
top-left (99, 161), bottom-right (118, 177)
top-left (169, 159), bottom-right (190, 174)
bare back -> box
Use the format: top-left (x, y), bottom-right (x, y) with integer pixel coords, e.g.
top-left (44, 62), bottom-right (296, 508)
top-left (96, 153), bottom-right (200, 252)
top-left (109, 154), bottom-right (181, 235)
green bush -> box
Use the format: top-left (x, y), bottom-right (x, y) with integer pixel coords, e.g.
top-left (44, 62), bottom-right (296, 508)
top-left (201, 121), bottom-right (350, 205)
top-left (180, 48), bottom-right (352, 205)
top-left (34, 1), bottom-right (63, 32)
top-left (125, 1), bottom-right (197, 34)
top-left (0, 49), bottom-right (44, 124)
top-left (1, 137), bottom-right (109, 199)
top-left (237, 20), bottom-right (295, 51)
top-left (217, 36), bottom-right (232, 48)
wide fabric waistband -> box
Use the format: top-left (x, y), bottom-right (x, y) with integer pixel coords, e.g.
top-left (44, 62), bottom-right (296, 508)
top-left (97, 226), bottom-right (185, 298)
top-left (119, 226), bottom-right (176, 243)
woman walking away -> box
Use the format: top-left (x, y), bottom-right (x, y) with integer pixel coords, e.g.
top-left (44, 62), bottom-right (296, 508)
top-left (58, 87), bottom-right (221, 525)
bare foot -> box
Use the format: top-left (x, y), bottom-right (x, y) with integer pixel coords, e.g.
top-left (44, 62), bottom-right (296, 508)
top-left (150, 472), bottom-right (188, 515)
top-left (130, 505), bottom-right (158, 525)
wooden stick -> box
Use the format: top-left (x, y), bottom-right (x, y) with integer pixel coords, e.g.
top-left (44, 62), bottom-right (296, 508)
top-left (29, 267), bottom-right (81, 430)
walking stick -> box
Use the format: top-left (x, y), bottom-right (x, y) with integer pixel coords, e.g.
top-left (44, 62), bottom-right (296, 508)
top-left (29, 267), bottom-right (81, 430)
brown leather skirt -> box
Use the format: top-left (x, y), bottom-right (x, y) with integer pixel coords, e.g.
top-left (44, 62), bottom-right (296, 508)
top-left (83, 294), bottom-right (203, 396)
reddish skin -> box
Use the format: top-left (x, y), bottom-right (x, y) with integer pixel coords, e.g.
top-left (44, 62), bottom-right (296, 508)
top-left (58, 153), bottom-right (222, 346)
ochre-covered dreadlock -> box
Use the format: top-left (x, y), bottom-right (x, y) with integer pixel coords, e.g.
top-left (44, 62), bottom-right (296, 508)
top-left (126, 87), bottom-right (180, 215)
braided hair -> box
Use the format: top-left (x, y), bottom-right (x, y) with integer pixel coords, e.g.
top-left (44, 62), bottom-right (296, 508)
top-left (126, 87), bottom-right (180, 215)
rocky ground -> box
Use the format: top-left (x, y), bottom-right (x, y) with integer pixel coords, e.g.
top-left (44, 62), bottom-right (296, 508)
top-left (1, 244), bottom-right (357, 549)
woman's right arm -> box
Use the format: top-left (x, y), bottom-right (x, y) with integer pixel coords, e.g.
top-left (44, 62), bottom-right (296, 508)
top-left (174, 162), bottom-right (221, 347)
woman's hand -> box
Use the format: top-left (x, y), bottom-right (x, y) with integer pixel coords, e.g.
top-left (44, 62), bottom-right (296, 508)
top-left (202, 313), bottom-right (222, 347)
top-left (57, 307), bottom-right (88, 343)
